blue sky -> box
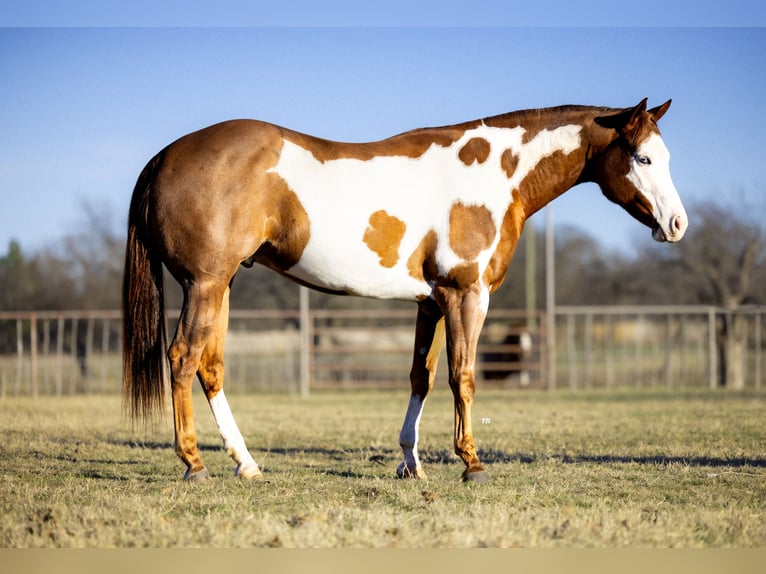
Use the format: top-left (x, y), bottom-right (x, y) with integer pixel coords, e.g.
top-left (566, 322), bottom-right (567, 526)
top-left (1, 5), bottom-right (765, 256)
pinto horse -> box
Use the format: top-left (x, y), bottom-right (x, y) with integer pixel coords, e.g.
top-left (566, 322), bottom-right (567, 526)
top-left (123, 99), bottom-right (687, 482)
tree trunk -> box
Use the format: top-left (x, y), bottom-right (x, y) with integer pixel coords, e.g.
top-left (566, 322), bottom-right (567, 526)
top-left (717, 311), bottom-right (746, 389)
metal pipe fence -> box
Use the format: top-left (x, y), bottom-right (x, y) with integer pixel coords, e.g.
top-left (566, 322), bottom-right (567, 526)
top-left (0, 306), bottom-right (763, 397)
top-left (552, 305), bottom-right (764, 391)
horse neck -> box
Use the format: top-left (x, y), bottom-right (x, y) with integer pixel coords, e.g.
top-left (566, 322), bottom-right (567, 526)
top-left (484, 106), bottom-right (613, 217)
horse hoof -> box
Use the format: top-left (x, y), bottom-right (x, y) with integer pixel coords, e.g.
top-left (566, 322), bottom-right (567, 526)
top-left (236, 463), bottom-right (263, 479)
top-left (462, 470), bottom-right (490, 484)
top-left (184, 468), bottom-right (211, 482)
top-left (396, 462), bottom-right (427, 480)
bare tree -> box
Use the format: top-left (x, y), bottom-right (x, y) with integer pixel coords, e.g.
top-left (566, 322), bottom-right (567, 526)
top-left (60, 200), bottom-right (125, 309)
top-left (674, 201), bottom-right (763, 388)
top-left (677, 203), bottom-right (762, 307)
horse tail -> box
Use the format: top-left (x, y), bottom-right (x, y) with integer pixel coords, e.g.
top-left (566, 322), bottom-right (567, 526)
top-left (122, 152), bottom-right (168, 423)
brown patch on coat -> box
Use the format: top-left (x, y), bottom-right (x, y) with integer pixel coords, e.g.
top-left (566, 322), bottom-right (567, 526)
top-left (482, 139), bottom-right (588, 292)
top-left (515, 149), bottom-right (586, 216)
top-left (443, 262), bottom-right (480, 290)
top-left (482, 191), bottom-right (527, 292)
top-left (407, 230), bottom-right (438, 284)
top-left (458, 138), bottom-right (491, 166)
top-left (449, 202), bottom-right (496, 261)
top-left (363, 210), bottom-right (407, 268)
top-left (251, 173), bottom-right (312, 271)
top-left (282, 122), bottom-right (479, 164)
top-left (500, 149), bottom-right (519, 179)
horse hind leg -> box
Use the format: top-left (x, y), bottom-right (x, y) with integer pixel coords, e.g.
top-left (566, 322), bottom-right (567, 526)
top-left (168, 278), bottom-right (230, 481)
top-left (197, 286), bottom-right (262, 479)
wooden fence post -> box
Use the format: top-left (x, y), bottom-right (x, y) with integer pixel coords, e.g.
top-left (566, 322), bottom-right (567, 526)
top-left (299, 286), bottom-right (311, 398)
top-left (30, 313), bottom-right (38, 398)
top-left (15, 318), bottom-right (23, 396)
top-left (55, 316), bottom-right (64, 396)
top-left (708, 308), bottom-right (718, 389)
top-left (755, 312), bottom-right (762, 390)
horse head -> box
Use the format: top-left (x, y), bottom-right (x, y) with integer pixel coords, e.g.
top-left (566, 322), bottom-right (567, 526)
top-left (592, 98), bottom-right (687, 243)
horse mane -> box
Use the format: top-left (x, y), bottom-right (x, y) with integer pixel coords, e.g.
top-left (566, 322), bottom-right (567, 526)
top-left (481, 104), bottom-right (621, 126)
top-left (388, 105), bottom-right (624, 141)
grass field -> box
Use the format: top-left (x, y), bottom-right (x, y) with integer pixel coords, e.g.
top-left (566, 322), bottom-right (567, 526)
top-left (1, 386), bottom-right (764, 547)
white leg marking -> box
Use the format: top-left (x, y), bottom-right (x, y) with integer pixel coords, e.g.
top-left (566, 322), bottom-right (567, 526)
top-left (398, 395), bottom-right (426, 477)
top-left (208, 390), bottom-right (261, 478)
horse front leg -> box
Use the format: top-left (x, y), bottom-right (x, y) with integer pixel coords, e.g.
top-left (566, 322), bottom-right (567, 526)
top-left (397, 301), bottom-right (444, 479)
top-left (437, 285), bottom-right (490, 483)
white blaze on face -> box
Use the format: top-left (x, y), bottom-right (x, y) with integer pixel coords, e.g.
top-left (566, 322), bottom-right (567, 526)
top-left (627, 133), bottom-right (688, 242)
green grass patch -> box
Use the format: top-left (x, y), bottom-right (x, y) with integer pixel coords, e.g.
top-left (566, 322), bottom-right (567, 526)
top-left (1, 387), bottom-right (764, 547)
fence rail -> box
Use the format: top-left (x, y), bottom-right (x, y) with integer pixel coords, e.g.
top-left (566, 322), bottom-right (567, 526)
top-left (553, 305), bottom-right (764, 391)
top-left (1, 305), bottom-right (763, 397)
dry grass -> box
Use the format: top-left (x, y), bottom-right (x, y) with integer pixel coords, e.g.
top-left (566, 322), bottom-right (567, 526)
top-left (1, 387), bottom-right (764, 547)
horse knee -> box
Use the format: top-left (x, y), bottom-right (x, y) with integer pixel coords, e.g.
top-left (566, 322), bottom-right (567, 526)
top-left (449, 373), bottom-right (476, 402)
top-left (167, 340), bottom-right (188, 376)
top-left (168, 337), bottom-right (204, 387)
top-left (198, 355), bottom-right (225, 396)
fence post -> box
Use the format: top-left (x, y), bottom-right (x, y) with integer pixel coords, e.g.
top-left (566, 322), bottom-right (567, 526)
top-left (15, 318), bottom-right (23, 396)
top-left (583, 312), bottom-right (593, 388)
top-left (69, 317), bottom-right (78, 394)
top-left (664, 315), bottom-right (675, 388)
top-left (566, 313), bottom-right (577, 389)
top-left (708, 308), bottom-right (718, 390)
top-left (755, 312), bottom-right (762, 390)
top-left (635, 313), bottom-right (645, 388)
top-left (42, 319), bottom-right (50, 392)
top-left (29, 313), bottom-right (38, 398)
top-left (55, 316), bottom-right (64, 396)
top-left (84, 316), bottom-right (95, 393)
top-left (299, 286), bottom-right (311, 398)
top-left (604, 314), bottom-right (614, 388)
top-left (545, 206), bottom-right (556, 390)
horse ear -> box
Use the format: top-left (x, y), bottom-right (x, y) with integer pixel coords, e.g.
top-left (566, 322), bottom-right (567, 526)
top-left (649, 99), bottom-right (672, 122)
top-left (595, 98), bottom-right (648, 132)
top-left (632, 97), bottom-right (649, 116)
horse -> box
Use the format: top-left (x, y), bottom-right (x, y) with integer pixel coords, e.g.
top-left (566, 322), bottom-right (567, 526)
top-left (122, 98), bottom-right (687, 482)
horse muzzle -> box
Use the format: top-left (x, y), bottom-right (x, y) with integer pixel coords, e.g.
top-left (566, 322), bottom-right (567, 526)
top-left (652, 213), bottom-right (687, 243)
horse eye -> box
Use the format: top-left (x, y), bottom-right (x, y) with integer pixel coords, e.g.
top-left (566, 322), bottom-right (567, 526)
top-left (635, 154), bottom-right (651, 165)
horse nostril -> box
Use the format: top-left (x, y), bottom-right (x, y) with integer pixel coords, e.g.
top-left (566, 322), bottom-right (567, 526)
top-left (672, 215), bottom-right (683, 232)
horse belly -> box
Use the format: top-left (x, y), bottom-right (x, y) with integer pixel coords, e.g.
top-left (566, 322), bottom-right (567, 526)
top-left (285, 231), bottom-right (433, 301)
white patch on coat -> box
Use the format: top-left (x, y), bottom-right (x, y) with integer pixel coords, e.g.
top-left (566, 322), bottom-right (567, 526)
top-left (270, 123), bottom-right (582, 300)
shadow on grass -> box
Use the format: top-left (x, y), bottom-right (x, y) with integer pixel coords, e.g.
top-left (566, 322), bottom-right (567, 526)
top-left (471, 449), bottom-right (766, 469)
top-left (557, 453), bottom-right (766, 468)
top-left (111, 440), bottom-right (766, 474)
top-left (113, 439), bottom-right (222, 452)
